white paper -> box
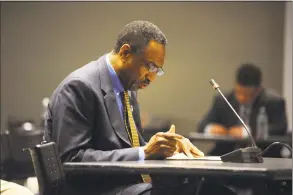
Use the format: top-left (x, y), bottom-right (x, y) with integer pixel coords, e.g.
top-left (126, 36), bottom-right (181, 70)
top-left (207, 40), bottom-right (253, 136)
top-left (166, 153), bottom-right (222, 161)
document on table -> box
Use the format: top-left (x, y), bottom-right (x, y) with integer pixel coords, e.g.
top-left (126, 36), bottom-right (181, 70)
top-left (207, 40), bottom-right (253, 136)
top-left (166, 153), bottom-right (222, 161)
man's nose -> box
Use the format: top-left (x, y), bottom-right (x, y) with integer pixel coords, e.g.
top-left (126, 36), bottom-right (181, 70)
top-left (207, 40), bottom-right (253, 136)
top-left (146, 72), bottom-right (157, 82)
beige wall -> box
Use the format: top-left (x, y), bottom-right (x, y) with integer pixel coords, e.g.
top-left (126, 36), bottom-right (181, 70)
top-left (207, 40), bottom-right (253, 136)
top-left (1, 2), bottom-right (285, 135)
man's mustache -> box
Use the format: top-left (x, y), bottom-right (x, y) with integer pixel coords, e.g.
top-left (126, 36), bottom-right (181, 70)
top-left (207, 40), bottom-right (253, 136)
top-left (142, 79), bottom-right (150, 85)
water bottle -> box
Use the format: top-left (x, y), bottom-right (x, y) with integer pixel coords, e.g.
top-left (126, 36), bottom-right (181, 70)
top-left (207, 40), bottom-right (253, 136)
top-left (256, 106), bottom-right (269, 139)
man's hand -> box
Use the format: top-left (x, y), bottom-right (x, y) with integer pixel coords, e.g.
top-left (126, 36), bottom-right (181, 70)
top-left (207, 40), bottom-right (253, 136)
top-left (228, 126), bottom-right (244, 138)
top-left (209, 124), bottom-right (228, 135)
top-left (143, 125), bottom-right (182, 159)
top-left (175, 137), bottom-right (205, 158)
top-left (144, 125), bottom-right (204, 159)
top-left (169, 125), bottom-right (204, 157)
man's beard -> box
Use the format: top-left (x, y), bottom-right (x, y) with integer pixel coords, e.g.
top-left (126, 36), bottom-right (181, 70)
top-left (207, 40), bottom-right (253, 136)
top-left (129, 83), bottom-right (140, 91)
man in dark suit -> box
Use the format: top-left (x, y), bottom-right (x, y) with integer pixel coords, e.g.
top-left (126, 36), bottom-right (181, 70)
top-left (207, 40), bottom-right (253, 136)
top-left (197, 63), bottom-right (288, 156)
top-left (44, 21), bottom-right (235, 195)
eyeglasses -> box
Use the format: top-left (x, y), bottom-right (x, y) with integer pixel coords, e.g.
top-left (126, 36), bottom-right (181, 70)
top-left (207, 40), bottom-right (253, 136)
top-left (144, 61), bottom-right (165, 76)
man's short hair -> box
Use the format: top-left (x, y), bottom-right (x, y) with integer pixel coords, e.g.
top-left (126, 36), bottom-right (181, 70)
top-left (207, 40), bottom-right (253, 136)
top-left (236, 63), bottom-right (262, 87)
top-left (114, 20), bottom-right (167, 54)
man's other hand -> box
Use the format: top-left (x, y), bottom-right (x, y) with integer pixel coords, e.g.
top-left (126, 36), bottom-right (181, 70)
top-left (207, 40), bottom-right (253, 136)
top-left (169, 125), bottom-right (204, 158)
top-left (175, 137), bottom-right (205, 158)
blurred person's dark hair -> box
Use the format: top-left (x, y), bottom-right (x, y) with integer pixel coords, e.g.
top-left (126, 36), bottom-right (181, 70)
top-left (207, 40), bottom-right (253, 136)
top-left (236, 63), bottom-right (262, 87)
top-left (113, 20), bottom-right (167, 55)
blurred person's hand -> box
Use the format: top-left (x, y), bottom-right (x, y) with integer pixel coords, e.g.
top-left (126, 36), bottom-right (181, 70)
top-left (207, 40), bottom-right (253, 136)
top-left (209, 124), bottom-right (228, 135)
top-left (229, 126), bottom-right (244, 138)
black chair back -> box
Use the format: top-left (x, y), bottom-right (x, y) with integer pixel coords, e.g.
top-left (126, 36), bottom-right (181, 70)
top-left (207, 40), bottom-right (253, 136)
top-left (0, 132), bottom-right (11, 179)
top-left (7, 129), bottom-right (43, 179)
top-left (29, 142), bottom-right (66, 195)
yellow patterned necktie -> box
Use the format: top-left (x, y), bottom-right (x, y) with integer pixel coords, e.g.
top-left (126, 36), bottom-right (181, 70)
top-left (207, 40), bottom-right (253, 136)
top-left (122, 91), bottom-right (151, 183)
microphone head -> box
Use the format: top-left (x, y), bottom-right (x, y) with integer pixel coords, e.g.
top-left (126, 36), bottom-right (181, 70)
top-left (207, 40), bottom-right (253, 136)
top-left (209, 79), bottom-right (220, 90)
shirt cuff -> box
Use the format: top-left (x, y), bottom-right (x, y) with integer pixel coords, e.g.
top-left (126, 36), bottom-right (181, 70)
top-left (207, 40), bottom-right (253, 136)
top-left (138, 147), bottom-right (145, 161)
top-left (204, 124), bottom-right (213, 135)
top-left (242, 126), bottom-right (250, 138)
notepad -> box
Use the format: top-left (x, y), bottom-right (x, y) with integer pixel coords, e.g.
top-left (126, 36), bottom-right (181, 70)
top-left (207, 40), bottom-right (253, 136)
top-left (166, 153), bottom-right (222, 161)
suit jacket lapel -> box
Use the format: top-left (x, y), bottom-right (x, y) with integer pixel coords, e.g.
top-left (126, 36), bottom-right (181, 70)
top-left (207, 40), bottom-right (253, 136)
top-left (98, 55), bottom-right (132, 146)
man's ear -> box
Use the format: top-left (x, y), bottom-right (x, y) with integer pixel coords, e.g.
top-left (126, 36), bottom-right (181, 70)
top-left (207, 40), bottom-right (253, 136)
top-left (119, 44), bottom-right (131, 61)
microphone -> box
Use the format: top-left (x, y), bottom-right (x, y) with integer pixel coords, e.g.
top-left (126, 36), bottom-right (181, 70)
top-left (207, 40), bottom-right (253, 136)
top-left (209, 79), bottom-right (263, 163)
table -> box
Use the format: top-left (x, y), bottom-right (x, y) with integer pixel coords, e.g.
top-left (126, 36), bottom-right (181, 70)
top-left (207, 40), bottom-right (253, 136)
top-left (188, 132), bottom-right (292, 145)
top-left (64, 158), bottom-right (292, 194)
top-left (64, 158), bottom-right (291, 180)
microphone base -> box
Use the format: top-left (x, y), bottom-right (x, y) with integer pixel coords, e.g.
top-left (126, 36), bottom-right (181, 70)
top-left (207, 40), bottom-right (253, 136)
top-left (220, 147), bottom-right (263, 163)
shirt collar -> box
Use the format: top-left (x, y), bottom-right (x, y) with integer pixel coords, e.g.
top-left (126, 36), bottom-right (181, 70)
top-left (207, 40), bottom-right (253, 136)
top-left (105, 53), bottom-right (124, 94)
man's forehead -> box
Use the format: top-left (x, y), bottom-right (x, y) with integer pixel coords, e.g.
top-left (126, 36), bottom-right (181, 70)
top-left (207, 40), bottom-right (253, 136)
top-left (236, 85), bottom-right (257, 93)
top-left (143, 41), bottom-right (165, 67)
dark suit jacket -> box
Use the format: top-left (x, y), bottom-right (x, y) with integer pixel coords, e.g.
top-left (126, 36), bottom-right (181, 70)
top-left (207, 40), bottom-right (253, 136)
top-left (197, 89), bottom-right (288, 156)
top-left (44, 54), bottom-right (146, 193)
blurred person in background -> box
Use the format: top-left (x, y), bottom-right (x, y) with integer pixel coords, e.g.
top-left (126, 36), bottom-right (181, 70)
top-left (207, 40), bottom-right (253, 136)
top-left (197, 63), bottom-right (288, 156)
